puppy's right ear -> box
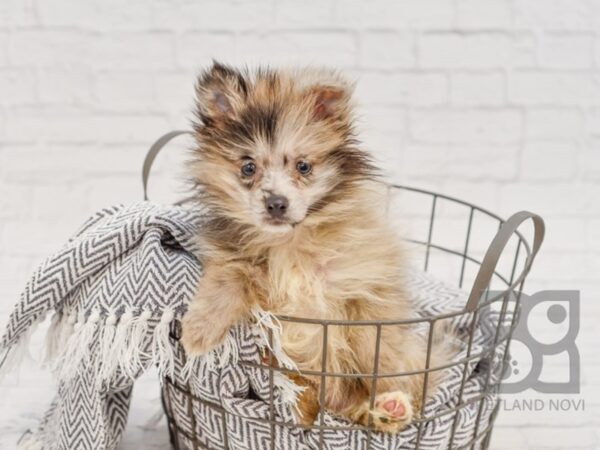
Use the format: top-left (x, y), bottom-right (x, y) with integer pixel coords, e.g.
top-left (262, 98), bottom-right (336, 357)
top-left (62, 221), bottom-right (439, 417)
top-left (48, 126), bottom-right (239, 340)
top-left (195, 62), bottom-right (247, 126)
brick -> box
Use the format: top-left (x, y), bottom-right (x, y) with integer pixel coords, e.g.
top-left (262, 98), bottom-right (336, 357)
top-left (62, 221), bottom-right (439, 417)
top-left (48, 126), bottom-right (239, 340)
top-left (0, 143), bottom-right (146, 185)
top-left (581, 145), bottom-right (600, 181)
top-left (0, 32), bottom-right (8, 65)
top-left (0, 0), bottom-right (36, 27)
top-left (409, 109), bottom-right (523, 144)
top-left (4, 112), bottom-right (171, 144)
top-left (274, 0), bottom-right (336, 28)
top-left (587, 109), bottom-right (600, 137)
top-left (456, 0), bottom-right (513, 29)
top-left (357, 106), bottom-right (408, 135)
top-left (151, 0), bottom-right (273, 31)
top-left (91, 33), bottom-right (176, 71)
top-left (36, 0), bottom-right (154, 31)
top-left (8, 30), bottom-right (95, 67)
top-left (333, 0), bottom-right (454, 29)
top-left (176, 32), bottom-right (235, 70)
top-left (509, 71), bottom-right (600, 106)
top-left (515, 0), bottom-right (595, 31)
top-left (403, 143), bottom-right (519, 181)
top-left (538, 34), bottom-right (594, 69)
top-left (418, 33), bottom-right (535, 69)
top-left (520, 141), bottom-right (578, 181)
top-left (0, 220), bottom-right (77, 256)
top-left (0, 255), bottom-right (36, 302)
top-left (436, 181), bottom-right (501, 214)
top-left (37, 69), bottom-right (93, 105)
top-left (31, 184), bottom-right (89, 220)
top-left (535, 218), bottom-right (587, 251)
top-left (235, 32), bottom-right (356, 68)
top-left (526, 108), bottom-right (584, 139)
top-left (499, 183), bottom-right (587, 217)
top-left (154, 72), bottom-right (196, 116)
top-left (450, 72), bottom-right (505, 106)
top-left (94, 72), bottom-right (156, 111)
top-left (0, 69), bottom-right (36, 106)
top-left (356, 72), bottom-right (447, 106)
top-left (358, 32), bottom-right (415, 69)
top-left (523, 426), bottom-right (597, 448)
top-left (491, 427), bottom-right (528, 450)
top-left (0, 182), bottom-right (33, 219)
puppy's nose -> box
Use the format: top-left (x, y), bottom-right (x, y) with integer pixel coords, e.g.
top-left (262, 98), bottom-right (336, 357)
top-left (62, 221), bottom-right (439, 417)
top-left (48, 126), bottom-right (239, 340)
top-left (265, 195), bottom-right (289, 218)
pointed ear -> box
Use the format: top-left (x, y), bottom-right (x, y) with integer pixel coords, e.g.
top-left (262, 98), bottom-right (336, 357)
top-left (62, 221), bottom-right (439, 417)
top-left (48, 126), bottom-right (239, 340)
top-left (309, 85), bottom-right (350, 121)
top-left (195, 62), bottom-right (247, 125)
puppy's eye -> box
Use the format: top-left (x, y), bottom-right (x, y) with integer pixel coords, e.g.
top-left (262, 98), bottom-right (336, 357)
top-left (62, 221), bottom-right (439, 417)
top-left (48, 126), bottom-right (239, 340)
top-left (241, 162), bottom-right (256, 177)
top-left (296, 160), bottom-right (312, 175)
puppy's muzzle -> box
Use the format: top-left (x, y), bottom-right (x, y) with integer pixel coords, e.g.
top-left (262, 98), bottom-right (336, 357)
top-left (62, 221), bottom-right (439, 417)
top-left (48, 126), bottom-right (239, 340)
top-left (265, 195), bottom-right (289, 218)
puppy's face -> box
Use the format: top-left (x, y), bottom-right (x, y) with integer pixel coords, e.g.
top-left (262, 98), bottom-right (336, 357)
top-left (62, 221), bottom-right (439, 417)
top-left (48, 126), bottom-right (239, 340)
top-left (192, 64), bottom-right (374, 235)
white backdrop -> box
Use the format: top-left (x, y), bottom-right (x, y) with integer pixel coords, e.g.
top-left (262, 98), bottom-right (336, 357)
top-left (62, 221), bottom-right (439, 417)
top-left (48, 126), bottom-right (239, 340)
top-left (0, 1), bottom-right (598, 448)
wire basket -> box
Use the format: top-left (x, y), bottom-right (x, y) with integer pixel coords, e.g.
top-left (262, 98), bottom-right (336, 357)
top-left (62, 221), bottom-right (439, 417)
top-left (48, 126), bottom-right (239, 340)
top-left (160, 184), bottom-right (544, 450)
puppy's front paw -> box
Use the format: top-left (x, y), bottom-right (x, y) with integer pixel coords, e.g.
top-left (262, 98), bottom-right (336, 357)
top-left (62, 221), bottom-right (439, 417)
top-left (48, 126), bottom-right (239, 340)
top-left (368, 391), bottom-right (413, 433)
top-left (180, 308), bottom-right (228, 357)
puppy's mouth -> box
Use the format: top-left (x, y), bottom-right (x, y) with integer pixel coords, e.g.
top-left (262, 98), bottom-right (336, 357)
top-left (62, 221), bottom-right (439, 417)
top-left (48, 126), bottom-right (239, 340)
top-left (261, 215), bottom-right (300, 230)
top-left (264, 216), bottom-right (296, 226)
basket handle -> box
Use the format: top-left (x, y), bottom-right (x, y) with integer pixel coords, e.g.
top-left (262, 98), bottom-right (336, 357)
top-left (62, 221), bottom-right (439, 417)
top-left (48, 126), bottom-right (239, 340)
top-left (142, 130), bottom-right (193, 201)
top-left (465, 211), bottom-right (545, 312)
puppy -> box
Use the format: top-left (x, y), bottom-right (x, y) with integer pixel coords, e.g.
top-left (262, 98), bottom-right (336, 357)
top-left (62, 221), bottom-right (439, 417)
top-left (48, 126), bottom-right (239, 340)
top-left (181, 63), bottom-right (452, 433)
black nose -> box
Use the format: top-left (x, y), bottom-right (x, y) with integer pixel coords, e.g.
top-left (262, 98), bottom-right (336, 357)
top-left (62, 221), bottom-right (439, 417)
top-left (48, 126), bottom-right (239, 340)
top-left (265, 195), bottom-right (289, 218)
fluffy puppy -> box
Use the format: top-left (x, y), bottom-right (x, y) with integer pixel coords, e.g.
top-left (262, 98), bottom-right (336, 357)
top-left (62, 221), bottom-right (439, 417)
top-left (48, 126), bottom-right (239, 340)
top-left (181, 63), bottom-right (451, 433)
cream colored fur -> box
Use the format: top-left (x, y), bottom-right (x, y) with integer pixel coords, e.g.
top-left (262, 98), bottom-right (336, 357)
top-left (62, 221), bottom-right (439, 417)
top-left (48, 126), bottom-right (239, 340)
top-left (181, 64), bottom-right (455, 433)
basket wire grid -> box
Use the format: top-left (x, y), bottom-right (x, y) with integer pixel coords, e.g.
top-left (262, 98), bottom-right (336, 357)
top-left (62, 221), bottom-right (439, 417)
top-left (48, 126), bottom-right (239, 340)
top-left (161, 184), bottom-right (544, 450)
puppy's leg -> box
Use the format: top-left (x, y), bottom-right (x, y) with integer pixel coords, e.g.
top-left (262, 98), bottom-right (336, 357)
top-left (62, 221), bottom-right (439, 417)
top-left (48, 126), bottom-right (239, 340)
top-left (288, 374), bottom-right (320, 427)
top-left (181, 262), bottom-right (262, 356)
top-left (343, 326), bottom-right (421, 433)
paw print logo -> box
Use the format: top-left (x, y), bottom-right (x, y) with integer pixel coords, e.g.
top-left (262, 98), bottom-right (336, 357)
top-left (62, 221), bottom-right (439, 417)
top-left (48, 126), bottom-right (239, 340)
top-left (499, 291), bottom-right (580, 394)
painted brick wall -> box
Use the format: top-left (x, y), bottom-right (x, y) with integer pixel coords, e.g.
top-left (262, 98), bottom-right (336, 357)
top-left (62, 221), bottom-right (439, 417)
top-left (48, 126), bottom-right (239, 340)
top-left (0, 1), bottom-right (598, 448)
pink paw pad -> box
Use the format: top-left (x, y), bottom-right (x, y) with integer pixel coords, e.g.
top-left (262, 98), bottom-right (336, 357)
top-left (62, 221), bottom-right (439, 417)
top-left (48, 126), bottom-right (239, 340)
top-left (382, 399), bottom-right (406, 419)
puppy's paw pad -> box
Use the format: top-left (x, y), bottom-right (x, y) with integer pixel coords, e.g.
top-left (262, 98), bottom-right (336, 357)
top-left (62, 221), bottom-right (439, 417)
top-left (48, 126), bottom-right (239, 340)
top-left (381, 398), bottom-right (406, 419)
top-left (369, 391), bottom-right (413, 433)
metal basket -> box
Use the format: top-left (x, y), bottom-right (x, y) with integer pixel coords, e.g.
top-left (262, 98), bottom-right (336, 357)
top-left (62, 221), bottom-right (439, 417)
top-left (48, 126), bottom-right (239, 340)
top-left (160, 185), bottom-right (544, 450)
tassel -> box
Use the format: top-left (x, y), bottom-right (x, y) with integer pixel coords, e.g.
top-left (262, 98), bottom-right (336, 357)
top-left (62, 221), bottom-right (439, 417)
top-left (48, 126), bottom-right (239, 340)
top-left (125, 308), bottom-right (152, 375)
top-left (112, 308), bottom-right (136, 378)
top-left (97, 312), bottom-right (118, 381)
top-left (252, 308), bottom-right (297, 370)
top-left (0, 314), bottom-right (45, 382)
top-left (181, 355), bottom-right (198, 381)
top-left (17, 431), bottom-right (43, 450)
top-left (58, 309), bottom-right (100, 380)
top-left (151, 307), bottom-right (175, 377)
top-left (43, 312), bottom-right (64, 366)
top-left (48, 311), bottom-right (76, 374)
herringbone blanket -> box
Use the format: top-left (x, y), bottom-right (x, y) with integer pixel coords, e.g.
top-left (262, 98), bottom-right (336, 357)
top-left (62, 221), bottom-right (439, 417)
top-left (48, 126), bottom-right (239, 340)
top-left (0, 203), bottom-right (501, 450)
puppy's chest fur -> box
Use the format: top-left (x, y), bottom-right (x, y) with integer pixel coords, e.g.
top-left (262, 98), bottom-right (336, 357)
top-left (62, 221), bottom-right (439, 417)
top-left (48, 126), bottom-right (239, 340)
top-left (258, 228), bottom-right (406, 372)
top-left (265, 238), bottom-right (378, 318)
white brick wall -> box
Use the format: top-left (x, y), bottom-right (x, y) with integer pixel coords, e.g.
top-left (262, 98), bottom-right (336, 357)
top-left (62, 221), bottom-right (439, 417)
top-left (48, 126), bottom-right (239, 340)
top-left (0, 1), bottom-right (598, 448)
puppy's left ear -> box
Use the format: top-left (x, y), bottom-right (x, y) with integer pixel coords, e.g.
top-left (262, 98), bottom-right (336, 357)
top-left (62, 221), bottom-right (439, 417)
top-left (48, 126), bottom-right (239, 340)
top-left (308, 85), bottom-right (352, 121)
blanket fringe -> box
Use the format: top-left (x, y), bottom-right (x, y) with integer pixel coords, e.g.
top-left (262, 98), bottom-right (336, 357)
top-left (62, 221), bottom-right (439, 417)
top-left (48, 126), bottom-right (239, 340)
top-left (17, 430), bottom-right (42, 450)
top-left (111, 308), bottom-right (136, 378)
top-left (125, 308), bottom-right (152, 376)
top-left (251, 308), bottom-right (297, 371)
top-left (56, 309), bottom-right (100, 380)
top-left (43, 307), bottom-right (180, 382)
top-left (0, 314), bottom-right (45, 382)
top-left (151, 307), bottom-right (175, 377)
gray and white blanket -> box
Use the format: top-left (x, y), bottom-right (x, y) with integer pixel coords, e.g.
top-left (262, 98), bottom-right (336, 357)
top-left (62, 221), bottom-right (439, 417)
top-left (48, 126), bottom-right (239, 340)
top-left (0, 203), bottom-right (501, 450)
